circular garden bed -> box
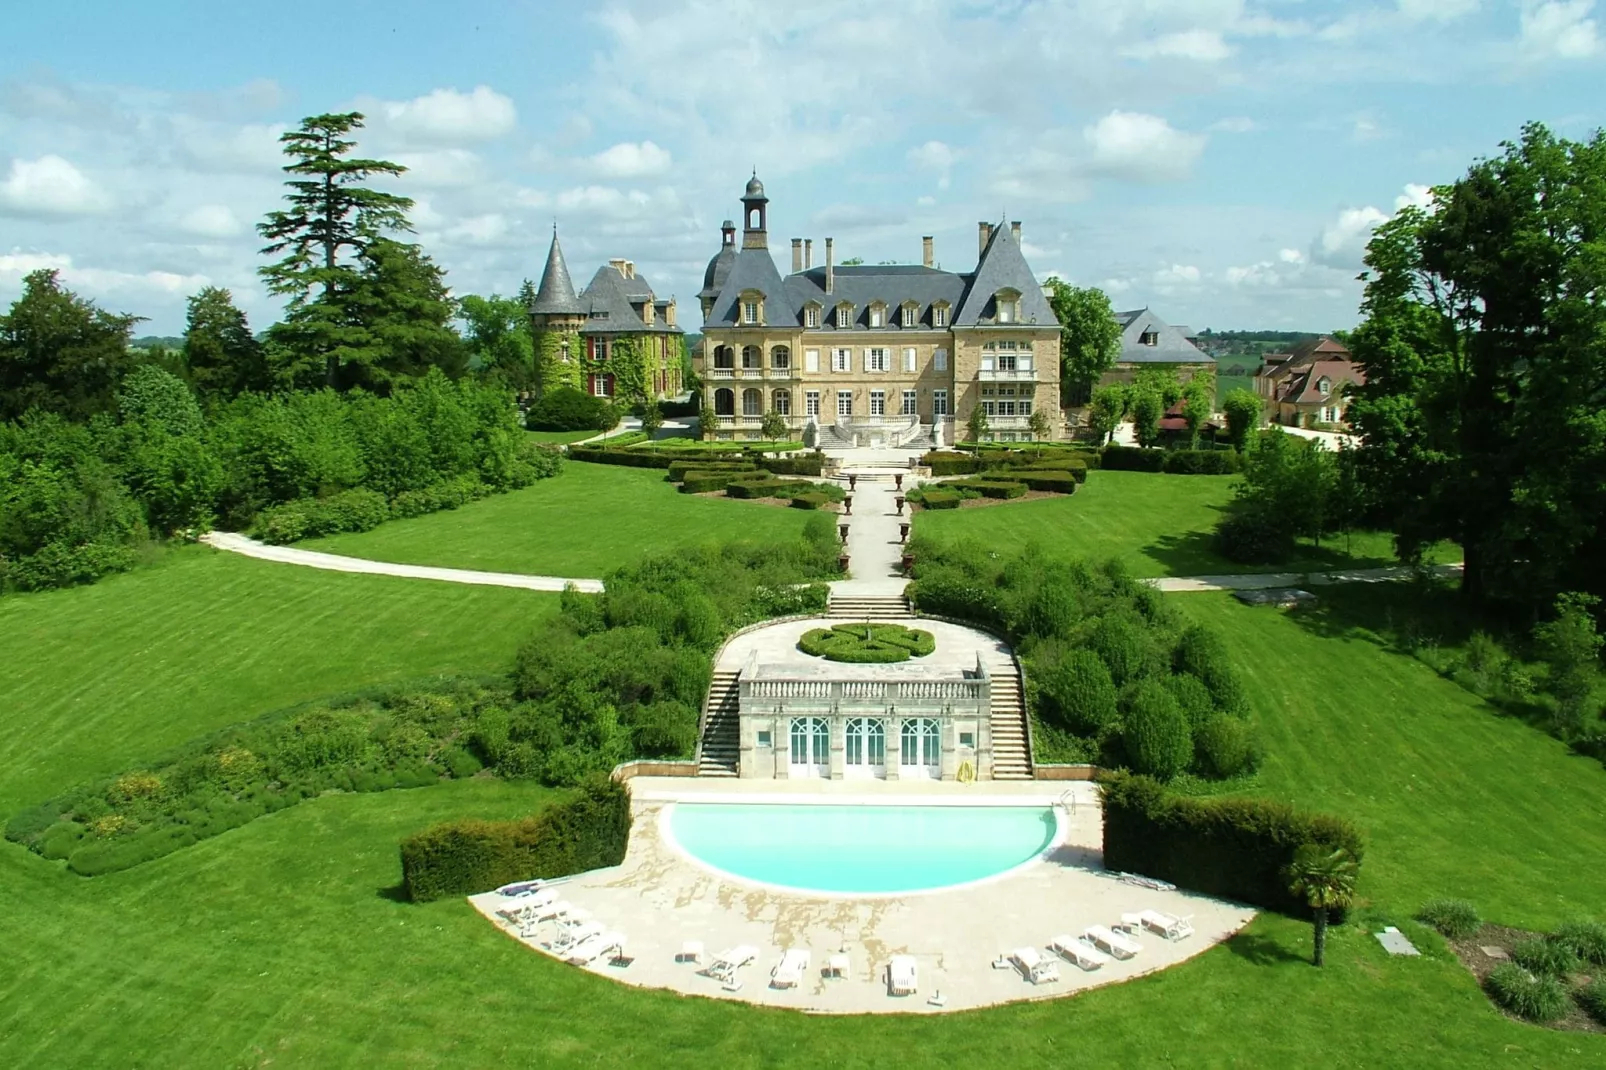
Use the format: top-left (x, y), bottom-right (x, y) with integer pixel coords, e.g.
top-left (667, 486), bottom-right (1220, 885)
top-left (798, 623), bottom-right (936, 663)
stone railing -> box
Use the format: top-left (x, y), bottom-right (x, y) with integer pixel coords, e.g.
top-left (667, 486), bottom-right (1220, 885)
top-left (740, 676), bottom-right (988, 704)
top-left (977, 366), bottom-right (1038, 382)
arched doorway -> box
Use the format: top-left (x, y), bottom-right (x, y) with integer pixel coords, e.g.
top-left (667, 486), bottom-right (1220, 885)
top-left (741, 387), bottom-right (763, 417)
top-left (789, 717), bottom-right (829, 777)
top-left (845, 717), bottom-right (886, 778)
top-left (900, 718), bottom-right (940, 777)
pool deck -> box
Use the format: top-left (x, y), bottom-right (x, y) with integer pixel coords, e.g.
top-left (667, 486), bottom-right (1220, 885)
top-left (467, 777), bottom-right (1256, 1014)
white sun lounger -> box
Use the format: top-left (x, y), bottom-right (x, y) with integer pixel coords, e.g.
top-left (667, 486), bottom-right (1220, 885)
top-left (566, 931), bottom-right (625, 966)
top-left (1049, 934), bottom-right (1111, 971)
top-left (1084, 924), bottom-right (1142, 960)
top-left (703, 945), bottom-right (759, 985)
top-left (533, 899), bottom-right (572, 924)
top-left (1139, 910), bottom-right (1194, 940)
top-left (888, 954), bottom-right (918, 996)
top-left (496, 879), bottom-right (546, 898)
top-left (770, 948), bottom-right (811, 989)
top-left (549, 920), bottom-right (605, 954)
top-left (1011, 946), bottom-right (1060, 985)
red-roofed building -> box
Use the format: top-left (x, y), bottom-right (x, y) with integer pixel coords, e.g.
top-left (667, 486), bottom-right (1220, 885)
top-left (1254, 336), bottom-right (1365, 429)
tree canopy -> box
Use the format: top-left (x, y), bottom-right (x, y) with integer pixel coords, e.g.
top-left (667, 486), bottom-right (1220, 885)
top-left (1045, 280), bottom-right (1122, 407)
top-left (0, 270), bottom-right (143, 422)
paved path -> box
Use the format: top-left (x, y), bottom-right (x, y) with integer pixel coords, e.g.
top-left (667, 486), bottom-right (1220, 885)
top-left (199, 532), bottom-right (605, 593)
top-left (200, 531), bottom-right (1460, 600)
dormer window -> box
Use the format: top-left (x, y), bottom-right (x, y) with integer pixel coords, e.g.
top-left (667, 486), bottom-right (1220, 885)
top-left (1317, 376), bottom-right (1332, 394)
top-left (743, 301), bottom-right (758, 324)
top-left (805, 304), bottom-right (820, 328)
top-left (739, 290), bottom-right (764, 326)
top-left (1140, 330), bottom-right (1159, 346)
top-left (995, 289), bottom-right (1021, 324)
top-left (901, 302), bottom-right (919, 328)
top-left (868, 302), bottom-right (886, 328)
top-left (932, 303), bottom-right (949, 328)
top-left (836, 304), bottom-right (853, 329)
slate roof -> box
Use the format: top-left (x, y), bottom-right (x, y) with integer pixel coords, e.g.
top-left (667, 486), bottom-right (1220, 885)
top-left (700, 240), bottom-right (736, 302)
top-left (781, 266), bottom-right (967, 329)
top-left (1114, 308), bottom-right (1214, 365)
top-left (953, 224), bottom-right (1057, 326)
top-left (577, 264), bottom-right (681, 336)
top-left (529, 231), bottom-right (585, 315)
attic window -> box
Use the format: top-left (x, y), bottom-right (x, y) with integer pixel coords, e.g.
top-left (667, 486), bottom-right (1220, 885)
top-left (836, 305), bottom-right (853, 329)
top-left (869, 304), bottom-right (885, 328)
top-left (933, 304), bottom-right (948, 327)
top-left (995, 289), bottom-right (1021, 324)
top-left (1317, 376), bottom-right (1332, 394)
top-left (743, 300), bottom-right (759, 324)
top-left (902, 304), bottom-right (917, 328)
top-left (806, 305), bottom-right (820, 328)
top-left (1140, 330), bottom-right (1159, 346)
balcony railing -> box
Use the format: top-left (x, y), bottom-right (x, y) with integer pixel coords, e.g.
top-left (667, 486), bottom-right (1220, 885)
top-left (707, 366), bottom-right (795, 380)
top-left (977, 366), bottom-right (1038, 382)
top-left (985, 415), bottom-right (1034, 430)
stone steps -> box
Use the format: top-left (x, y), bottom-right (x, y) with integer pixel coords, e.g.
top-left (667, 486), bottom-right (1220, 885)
top-left (986, 658), bottom-right (1033, 780)
top-left (827, 595), bottom-right (912, 620)
top-left (697, 671), bottom-right (741, 777)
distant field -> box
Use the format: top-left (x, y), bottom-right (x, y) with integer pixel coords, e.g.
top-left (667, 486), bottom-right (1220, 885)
top-left (302, 462), bottom-right (815, 577)
top-left (1215, 372), bottom-right (1255, 404)
top-left (914, 469), bottom-right (1454, 577)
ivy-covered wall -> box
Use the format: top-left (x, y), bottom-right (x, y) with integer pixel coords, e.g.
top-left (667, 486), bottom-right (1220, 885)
top-left (532, 328), bottom-right (582, 395)
top-left (577, 333), bottom-right (687, 404)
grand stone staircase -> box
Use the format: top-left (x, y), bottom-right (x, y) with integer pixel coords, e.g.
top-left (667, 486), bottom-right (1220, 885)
top-left (984, 654), bottom-right (1032, 780)
top-left (695, 669), bottom-right (741, 777)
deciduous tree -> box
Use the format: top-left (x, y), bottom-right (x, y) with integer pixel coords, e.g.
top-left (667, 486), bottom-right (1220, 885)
top-left (183, 287), bottom-right (267, 403)
top-left (1045, 279), bottom-right (1122, 407)
top-left (1130, 388), bottom-right (1162, 448)
top-left (0, 270), bottom-right (143, 422)
top-left (1088, 383), bottom-right (1127, 445)
top-left (1221, 388), bottom-right (1262, 452)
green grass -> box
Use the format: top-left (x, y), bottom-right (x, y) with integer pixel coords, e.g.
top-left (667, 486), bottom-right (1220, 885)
top-left (525, 429), bottom-right (597, 444)
top-left (0, 546), bottom-right (556, 813)
top-left (300, 462), bottom-right (815, 577)
top-left (1216, 372), bottom-right (1255, 405)
top-left (916, 469), bottom-right (1456, 577)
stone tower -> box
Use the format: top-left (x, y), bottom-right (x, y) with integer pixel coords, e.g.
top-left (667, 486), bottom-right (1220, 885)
top-left (527, 226), bottom-right (586, 398)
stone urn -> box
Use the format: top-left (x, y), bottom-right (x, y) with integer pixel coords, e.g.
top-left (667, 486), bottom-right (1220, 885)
top-left (838, 523), bottom-right (850, 543)
top-left (838, 553), bottom-right (851, 573)
top-left (843, 494), bottom-right (853, 515)
top-left (894, 473), bottom-right (904, 490)
top-left (899, 522), bottom-right (911, 543)
top-left (900, 554), bottom-right (915, 575)
top-left (894, 495), bottom-right (906, 515)
top-left (847, 473), bottom-right (858, 490)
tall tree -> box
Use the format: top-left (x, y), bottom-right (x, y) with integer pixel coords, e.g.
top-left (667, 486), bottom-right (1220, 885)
top-left (1349, 123), bottom-right (1606, 609)
top-left (183, 287), bottom-right (267, 402)
top-left (0, 269), bottom-right (143, 422)
top-left (459, 293), bottom-right (535, 391)
top-left (1221, 388), bottom-right (1262, 452)
top-left (1087, 383), bottom-right (1127, 445)
top-left (324, 237), bottom-right (466, 393)
top-left (1130, 387), bottom-right (1162, 448)
top-left (257, 112), bottom-right (413, 387)
top-left (1045, 279), bottom-right (1122, 407)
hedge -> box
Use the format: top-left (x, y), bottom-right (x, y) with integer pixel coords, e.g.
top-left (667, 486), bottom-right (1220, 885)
top-left (993, 470), bottom-right (1079, 494)
top-left (790, 492), bottom-right (831, 510)
top-left (1099, 445), bottom-right (1243, 475)
top-left (920, 489), bottom-right (962, 509)
top-left (951, 479), bottom-right (1027, 500)
top-left (666, 460), bottom-right (757, 482)
top-left (572, 448), bottom-right (822, 477)
top-left (569, 446), bottom-right (675, 469)
top-left (680, 470), bottom-right (769, 494)
top-left (798, 623), bottom-right (936, 663)
top-left (1099, 444), bottom-right (1167, 473)
top-left (399, 777), bottom-right (631, 902)
top-left (1099, 770), bottom-right (1364, 918)
top-left (726, 479), bottom-right (810, 499)
top-left (920, 451), bottom-right (982, 476)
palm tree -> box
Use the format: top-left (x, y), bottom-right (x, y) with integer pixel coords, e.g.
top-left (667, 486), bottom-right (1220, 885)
top-left (1286, 844), bottom-right (1359, 967)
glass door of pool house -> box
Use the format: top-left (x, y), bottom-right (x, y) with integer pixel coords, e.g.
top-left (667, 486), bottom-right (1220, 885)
top-left (789, 717), bottom-right (829, 777)
top-left (901, 718), bottom-right (941, 777)
top-left (844, 717), bottom-right (886, 778)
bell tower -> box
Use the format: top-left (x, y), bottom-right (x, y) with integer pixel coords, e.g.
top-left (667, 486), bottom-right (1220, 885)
top-left (741, 172), bottom-right (768, 250)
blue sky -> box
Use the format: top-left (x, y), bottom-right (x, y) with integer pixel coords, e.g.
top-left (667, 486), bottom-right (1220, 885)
top-left (2, 0), bottom-right (1603, 336)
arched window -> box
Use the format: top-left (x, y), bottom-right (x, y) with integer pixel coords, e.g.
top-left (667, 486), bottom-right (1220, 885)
top-left (742, 387), bottom-right (763, 416)
top-left (845, 718), bottom-right (886, 771)
top-left (770, 345), bottom-right (790, 370)
top-left (713, 345), bottom-right (734, 369)
top-left (741, 345), bottom-right (761, 369)
top-left (714, 388), bottom-right (735, 416)
top-left (772, 389), bottom-right (791, 415)
top-left (900, 718), bottom-right (940, 773)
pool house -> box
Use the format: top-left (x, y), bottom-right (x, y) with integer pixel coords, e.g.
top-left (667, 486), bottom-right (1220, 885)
top-left (734, 655), bottom-right (996, 780)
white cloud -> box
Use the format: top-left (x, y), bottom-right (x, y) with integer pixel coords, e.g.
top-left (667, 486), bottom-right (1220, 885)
top-left (380, 86), bottom-right (517, 144)
top-left (176, 120), bottom-right (287, 174)
top-left (1084, 111), bottom-right (1206, 182)
top-left (1101, 277), bottom-right (1135, 295)
top-left (916, 195), bottom-right (937, 207)
top-left (179, 204), bottom-right (243, 238)
top-left (1210, 116), bottom-right (1259, 134)
top-left (0, 155), bottom-right (111, 216)
top-left (1153, 263), bottom-right (1202, 289)
top-left (1279, 248), bottom-right (1305, 263)
top-left (444, 213), bottom-right (510, 245)
top-left (1397, 0), bottom-right (1481, 21)
top-left (0, 250), bottom-right (73, 275)
top-left (907, 140), bottom-right (957, 189)
top-left (1123, 29), bottom-right (1233, 62)
top-left (0, 249), bottom-right (207, 295)
top-left (1225, 261), bottom-right (1283, 287)
top-left (1314, 205), bottom-right (1390, 267)
top-left (393, 149), bottom-right (484, 189)
top-left (587, 141), bottom-right (673, 179)
top-left (1351, 113), bottom-right (1388, 142)
top-left (1395, 183), bottom-right (1434, 210)
top-left (1519, 1), bottom-right (1601, 58)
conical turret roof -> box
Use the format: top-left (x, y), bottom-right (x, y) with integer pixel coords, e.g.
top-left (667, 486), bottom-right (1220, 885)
top-left (529, 229), bottom-right (585, 315)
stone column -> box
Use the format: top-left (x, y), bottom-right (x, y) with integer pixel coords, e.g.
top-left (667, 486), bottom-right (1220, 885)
top-left (830, 712), bottom-right (846, 780)
top-left (886, 712), bottom-right (902, 781)
top-left (775, 713), bottom-right (791, 779)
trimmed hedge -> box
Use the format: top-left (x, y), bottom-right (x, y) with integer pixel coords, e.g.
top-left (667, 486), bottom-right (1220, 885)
top-left (726, 479), bottom-right (809, 499)
top-left (525, 386), bottom-right (615, 432)
top-left (1002, 470), bottom-right (1079, 494)
top-left (920, 489), bottom-right (962, 509)
top-left (667, 460), bottom-right (756, 482)
top-left (569, 446), bottom-right (674, 469)
top-left (798, 623), bottom-right (936, 663)
top-left (790, 492), bottom-right (831, 510)
top-left (1099, 445), bottom-right (1243, 475)
top-left (399, 777), bottom-right (631, 902)
top-left (1100, 770), bottom-right (1364, 918)
top-left (678, 470), bottom-right (773, 494)
top-left (921, 451), bottom-right (982, 476)
top-left (1099, 444), bottom-right (1167, 472)
top-left (951, 479), bottom-right (1027, 500)
top-left (574, 448), bottom-right (822, 477)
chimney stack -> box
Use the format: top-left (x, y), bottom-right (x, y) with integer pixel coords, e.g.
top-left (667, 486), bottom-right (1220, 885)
top-left (922, 236), bottom-right (934, 268)
top-left (978, 222), bottom-right (993, 256)
top-left (609, 257), bottom-right (628, 276)
top-left (1010, 221), bottom-right (1021, 244)
top-left (825, 237), bottom-right (834, 295)
top-left (805, 239), bottom-right (813, 269)
top-left (791, 238), bottom-right (803, 274)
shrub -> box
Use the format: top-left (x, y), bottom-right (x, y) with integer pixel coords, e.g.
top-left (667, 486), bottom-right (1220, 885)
top-left (1164, 673), bottom-right (1216, 727)
top-left (1091, 615), bottom-right (1153, 687)
top-left (1510, 936), bottom-right (1579, 978)
top-left (1006, 470), bottom-right (1079, 494)
top-left (1100, 444), bottom-right (1166, 472)
top-left (725, 479), bottom-right (806, 499)
top-left (1036, 650), bottom-right (1118, 735)
top-left (679, 470), bottom-right (763, 494)
top-left (919, 489), bottom-right (962, 509)
top-left (399, 777), bottom-right (631, 902)
top-left (1484, 962), bottom-right (1570, 1022)
top-left (525, 386), bottom-right (611, 431)
top-left (1162, 450), bottom-right (1242, 475)
top-left (921, 451), bottom-right (981, 476)
top-left (951, 479), bottom-right (1027, 499)
top-left (762, 455), bottom-right (825, 477)
top-left (666, 459), bottom-right (756, 482)
top-left (798, 623), bottom-right (935, 663)
top-left (1578, 978), bottom-right (1606, 1025)
top-left (1122, 681), bottom-right (1192, 781)
top-left (1174, 625), bottom-right (1248, 715)
top-left (1099, 770), bottom-right (1364, 917)
top-left (1550, 918), bottom-right (1606, 965)
top-left (1416, 899), bottom-right (1482, 940)
top-left (1192, 714), bottom-right (1260, 779)
top-left (1215, 508), bottom-right (1297, 565)
top-left (789, 492), bottom-right (830, 510)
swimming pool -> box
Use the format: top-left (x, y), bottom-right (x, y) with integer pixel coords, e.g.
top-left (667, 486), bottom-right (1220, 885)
top-left (666, 803), bottom-right (1059, 895)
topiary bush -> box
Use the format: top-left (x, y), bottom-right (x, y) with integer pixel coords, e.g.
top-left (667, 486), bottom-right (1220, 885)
top-left (525, 386), bottom-right (611, 431)
top-left (1416, 898), bottom-right (1482, 940)
top-left (1099, 444), bottom-right (1167, 472)
top-left (798, 623), bottom-right (935, 663)
top-left (920, 451), bottom-right (981, 476)
top-left (1484, 962), bottom-right (1571, 1022)
top-left (1192, 714), bottom-right (1261, 779)
top-left (1121, 680), bottom-right (1192, 781)
top-left (789, 492), bottom-right (830, 510)
top-left (399, 776), bottom-right (631, 902)
top-left (1006, 470), bottom-right (1079, 494)
top-left (918, 489), bottom-right (962, 509)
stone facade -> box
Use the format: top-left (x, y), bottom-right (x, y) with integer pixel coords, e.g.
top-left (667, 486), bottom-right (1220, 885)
top-left (695, 179), bottom-right (1061, 446)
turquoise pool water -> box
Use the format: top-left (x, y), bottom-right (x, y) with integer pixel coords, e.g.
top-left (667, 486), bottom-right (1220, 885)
top-left (668, 803), bottom-right (1057, 894)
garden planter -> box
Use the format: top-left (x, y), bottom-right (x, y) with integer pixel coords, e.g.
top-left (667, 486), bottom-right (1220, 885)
top-left (839, 523), bottom-right (850, 543)
top-left (899, 522), bottom-right (910, 542)
top-left (894, 496), bottom-right (905, 514)
top-left (900, 554), bottom-right (915, 574)
top-left (843, 495), bottom-right (853, 515)
top-left (838, 554), bottom-right (851, 573)
top-left (894, 474), bottom-right (904, 490)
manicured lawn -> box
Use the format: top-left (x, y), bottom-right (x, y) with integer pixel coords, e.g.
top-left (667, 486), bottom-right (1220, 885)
top-left (301, 462), bottom-right (815, 577)
top-left (0, 546), bottom-right (556, 813)
top-left (525, 429), bottom-right (597, 444)
top-left (915, 469), bottom-right (1455, 577)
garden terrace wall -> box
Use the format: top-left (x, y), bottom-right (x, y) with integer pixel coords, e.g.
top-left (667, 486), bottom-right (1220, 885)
top-left (399, 777), bottom-right (631, 903)
top-left (1099, 770), bottom-right (1363, 918)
